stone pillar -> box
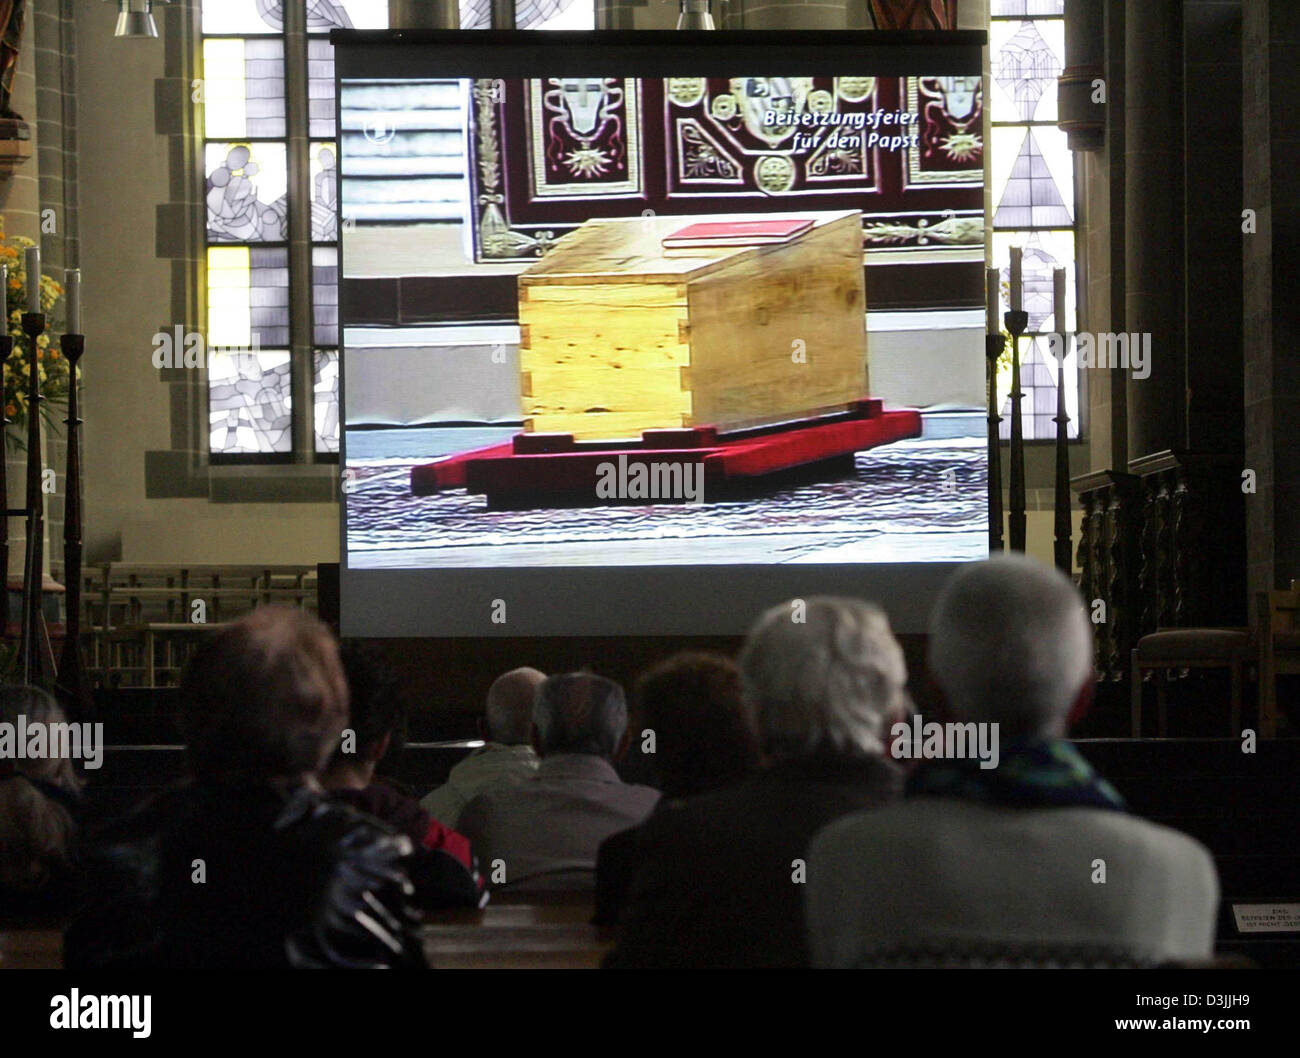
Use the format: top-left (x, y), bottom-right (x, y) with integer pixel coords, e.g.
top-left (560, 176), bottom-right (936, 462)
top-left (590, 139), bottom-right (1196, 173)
top-left (1059, 0), bottom-right (1105, 151)
top-left (1242, 0), bottom-right (1300, 593)
top-left (388, 0), bottom-right (459, 27)
top-left (1124, 0), bottom-right (1185, 462)
top-left (1183, 0), bottom-right (1244, 458)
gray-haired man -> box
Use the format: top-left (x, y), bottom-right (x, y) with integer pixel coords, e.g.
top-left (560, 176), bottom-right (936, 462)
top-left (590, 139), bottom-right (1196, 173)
top-left (457, 673), bottom-right (658, 892)
top-left (422, 667), bottom-right (544, 827)
top-left (806, 554), bottom-right (1219, 967)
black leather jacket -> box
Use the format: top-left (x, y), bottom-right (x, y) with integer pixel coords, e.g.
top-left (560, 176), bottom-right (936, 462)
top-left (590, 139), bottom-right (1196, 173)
top-left (63, 780), bottom-right (427, 969)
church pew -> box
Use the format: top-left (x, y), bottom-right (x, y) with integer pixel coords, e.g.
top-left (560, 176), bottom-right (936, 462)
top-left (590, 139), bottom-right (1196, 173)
top-left (0, 930), bottom-right (62, 970)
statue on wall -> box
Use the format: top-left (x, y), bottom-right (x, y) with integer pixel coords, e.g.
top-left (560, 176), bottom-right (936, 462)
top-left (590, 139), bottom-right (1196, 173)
top-left (869, 0), bottom-right (957, 30)
top-left (0, 0), bottom-right (29, 139)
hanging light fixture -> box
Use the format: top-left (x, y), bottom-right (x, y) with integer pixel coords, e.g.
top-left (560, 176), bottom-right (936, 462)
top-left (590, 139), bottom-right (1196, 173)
top-left (677, 0), bottom-right (715, 29)
top-left (102, 0), bottom-right (171, 39)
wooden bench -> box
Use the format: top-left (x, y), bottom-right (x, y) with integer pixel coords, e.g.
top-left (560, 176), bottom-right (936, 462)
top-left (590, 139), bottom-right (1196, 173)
top-left (423, 892), bottom-right (611, 969)
top-left (1, 897), bottom-right (609, 970)
top-left (0, 929), bottom-right (63, 970)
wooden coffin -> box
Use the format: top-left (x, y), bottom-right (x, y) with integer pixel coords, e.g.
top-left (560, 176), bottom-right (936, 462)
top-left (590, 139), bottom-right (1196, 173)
top-left (517, 210), bottom-right (867, 440)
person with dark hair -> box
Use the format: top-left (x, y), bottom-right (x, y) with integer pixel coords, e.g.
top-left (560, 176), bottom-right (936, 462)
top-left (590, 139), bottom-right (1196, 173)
top-left (457, 672), bottom-right (659, 892)
top-left (322, 643), bottom-right (486, 909)
top-left (63, 607), bottom-right (427, 969)
top-left (593, 652), bottom-right (760, 926)
top-left (0, 684), bottom-right (83, 919)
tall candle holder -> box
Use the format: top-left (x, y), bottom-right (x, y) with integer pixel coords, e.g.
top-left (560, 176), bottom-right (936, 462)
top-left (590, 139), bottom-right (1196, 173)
top-left (985, 331), bottom-right (1005, 552)
top-left (0, 329), bottom-right (10, 639)
top-left (17, 311), bottom-right (48, 683)
top-left (1053, 330), bottom-right (1074, 574)
top-left (57, 331), bottom-right (91, 713)
top-left (1003, 308), bottom-right (1028, 552)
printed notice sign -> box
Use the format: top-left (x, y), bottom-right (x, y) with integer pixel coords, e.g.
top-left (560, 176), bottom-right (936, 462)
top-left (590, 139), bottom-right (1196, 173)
top-left (1231, 902), bottom-right (1300, 933)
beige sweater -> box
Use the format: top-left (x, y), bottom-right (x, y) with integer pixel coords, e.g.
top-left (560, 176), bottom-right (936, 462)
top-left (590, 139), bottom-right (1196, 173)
top-left (806, 798), bottom-right (1219, 967)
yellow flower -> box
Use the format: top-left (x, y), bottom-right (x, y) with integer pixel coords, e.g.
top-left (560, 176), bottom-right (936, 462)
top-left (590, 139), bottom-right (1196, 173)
top-left (7, 278), bottom-right (17, 291)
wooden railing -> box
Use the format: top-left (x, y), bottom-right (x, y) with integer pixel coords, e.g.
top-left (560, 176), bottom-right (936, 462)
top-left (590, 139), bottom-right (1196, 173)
top-left (71, 563), bottom-right (317, 688)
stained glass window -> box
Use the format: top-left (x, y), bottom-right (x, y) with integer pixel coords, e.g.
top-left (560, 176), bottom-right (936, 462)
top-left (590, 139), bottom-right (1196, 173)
top-left (990, 3), bottom-right (1078, 441)
top-left (203, 2), bottom-right (387, 460)
top-left (313, 348), bottom-right (340, 452)
top-left (312, 245), bottom-right (338, 346)
top-left (203, 39), bottom-right (286, 139)
top-left (205, 142), bottom-right (289, 242)
top-left (209, 349), bottom-right (294, 454)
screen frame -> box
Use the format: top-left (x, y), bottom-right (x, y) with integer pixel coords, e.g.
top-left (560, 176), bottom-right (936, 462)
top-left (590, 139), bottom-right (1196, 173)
top-left (333, 29), bottom-right (988, 638)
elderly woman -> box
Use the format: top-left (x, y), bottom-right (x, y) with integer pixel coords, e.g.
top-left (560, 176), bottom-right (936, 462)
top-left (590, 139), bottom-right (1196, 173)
top-left (604, 597), bottom-right (910, 968)
top-left (64, 607), bottom-right (426, 969)
top-left (0, 684), bottom-right (82, 918)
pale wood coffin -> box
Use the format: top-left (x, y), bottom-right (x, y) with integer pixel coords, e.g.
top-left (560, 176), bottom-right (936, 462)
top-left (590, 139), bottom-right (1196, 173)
top-left (517, 210), bottom-right (867, 440)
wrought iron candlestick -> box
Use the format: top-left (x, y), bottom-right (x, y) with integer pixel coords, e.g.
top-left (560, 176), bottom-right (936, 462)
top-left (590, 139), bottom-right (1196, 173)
top-left (985, 331), bottom-right (1005, 552)
top-left (57, 332), bottom-right (91, 713)
top-left (17, 311), bottom-right (47, 684)
top-left (1053, 330), bottom-right (1073, 574)
top-left (1003, 308), bottom-right (1028, 552)
top-left (0, 330), bottom-right (10, 638)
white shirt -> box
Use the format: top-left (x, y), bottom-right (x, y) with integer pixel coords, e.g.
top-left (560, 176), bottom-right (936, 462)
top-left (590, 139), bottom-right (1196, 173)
top-left (420, 742), bottom-right (539, 827)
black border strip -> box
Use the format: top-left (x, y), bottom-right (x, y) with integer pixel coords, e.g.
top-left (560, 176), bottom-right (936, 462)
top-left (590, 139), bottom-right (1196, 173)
top-left (328, 29), bottom-right (986, 79)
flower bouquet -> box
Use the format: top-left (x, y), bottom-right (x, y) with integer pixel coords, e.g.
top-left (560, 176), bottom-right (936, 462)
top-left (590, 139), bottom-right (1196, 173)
top-left (1, 234), bottom-right (69, 447)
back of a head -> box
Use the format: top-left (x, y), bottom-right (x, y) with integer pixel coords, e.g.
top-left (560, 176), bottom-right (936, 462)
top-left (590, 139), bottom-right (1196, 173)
top-left (0, 684), bottom-right (80, 791)
top-left (927, 554), bottom-right (1093, 737)
top-left (0, 685), bottom-right (79, 894)
top-left (635, 652), bottom-right (761, 798)
top-left (533, 673), bottom-right (627, 759)
top-left (739, 597), bottom-right (909, 760)
top-left (331, 642), bottom-right (405, 768)
top-left (179, 607), bottom-right (349, 783)
top-left (485, 667), bottom-right (546, 745)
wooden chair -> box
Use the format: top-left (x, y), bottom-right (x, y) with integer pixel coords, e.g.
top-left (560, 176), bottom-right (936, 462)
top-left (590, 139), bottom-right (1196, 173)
top-left (1257, 582), bottom-right (1300, 738)
top-left (1130, 628), bottom-right (1253, 737)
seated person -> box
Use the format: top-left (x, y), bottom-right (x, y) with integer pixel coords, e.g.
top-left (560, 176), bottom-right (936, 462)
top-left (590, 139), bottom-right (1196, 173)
top-left (0, 684), bottom-right (83, 919)
top-left (806, 554), bottom-right (1220, 968)
top-left (322, 643), bottom-right (486, 909)
top-left (457, 673), bottom-right (658, 892)
top-left (64, 607), bottom-right (426, 969)
top-left (604, 598), bottom-right (907, 968)
top-left (422, 667), bottom-right (543, 827)
top-left (593, 652), bottom-right (760, 926)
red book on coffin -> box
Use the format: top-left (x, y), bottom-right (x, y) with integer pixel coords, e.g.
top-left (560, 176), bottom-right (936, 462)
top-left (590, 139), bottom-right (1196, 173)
top-left (662, 218), bottom-right (814, 249)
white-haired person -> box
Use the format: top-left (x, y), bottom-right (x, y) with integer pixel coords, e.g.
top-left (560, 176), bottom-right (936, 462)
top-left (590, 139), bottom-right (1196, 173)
top-left (422, 666), bottom-right (544, 826)
top-left (604, 598), bottom-right (907, 968)
top-left (457, 672), bottom-right (658, 892)
top-left (806, 554), bottom-right (1219, 968)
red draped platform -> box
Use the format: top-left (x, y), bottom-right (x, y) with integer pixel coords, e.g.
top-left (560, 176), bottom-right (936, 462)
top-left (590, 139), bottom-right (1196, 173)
top-left (409, 399), bottom-right (922, 509)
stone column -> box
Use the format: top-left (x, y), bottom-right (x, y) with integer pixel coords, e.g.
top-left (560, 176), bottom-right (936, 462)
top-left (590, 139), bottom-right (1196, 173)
top-left (1242, 0), bottom-right (1300, 593)
top-left (388, 0), bottom-right (459, 27)
top-left (1124, 0), bottom-right (1185, 463)
top-left (1183, 0), bottom-right (1243, 458)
